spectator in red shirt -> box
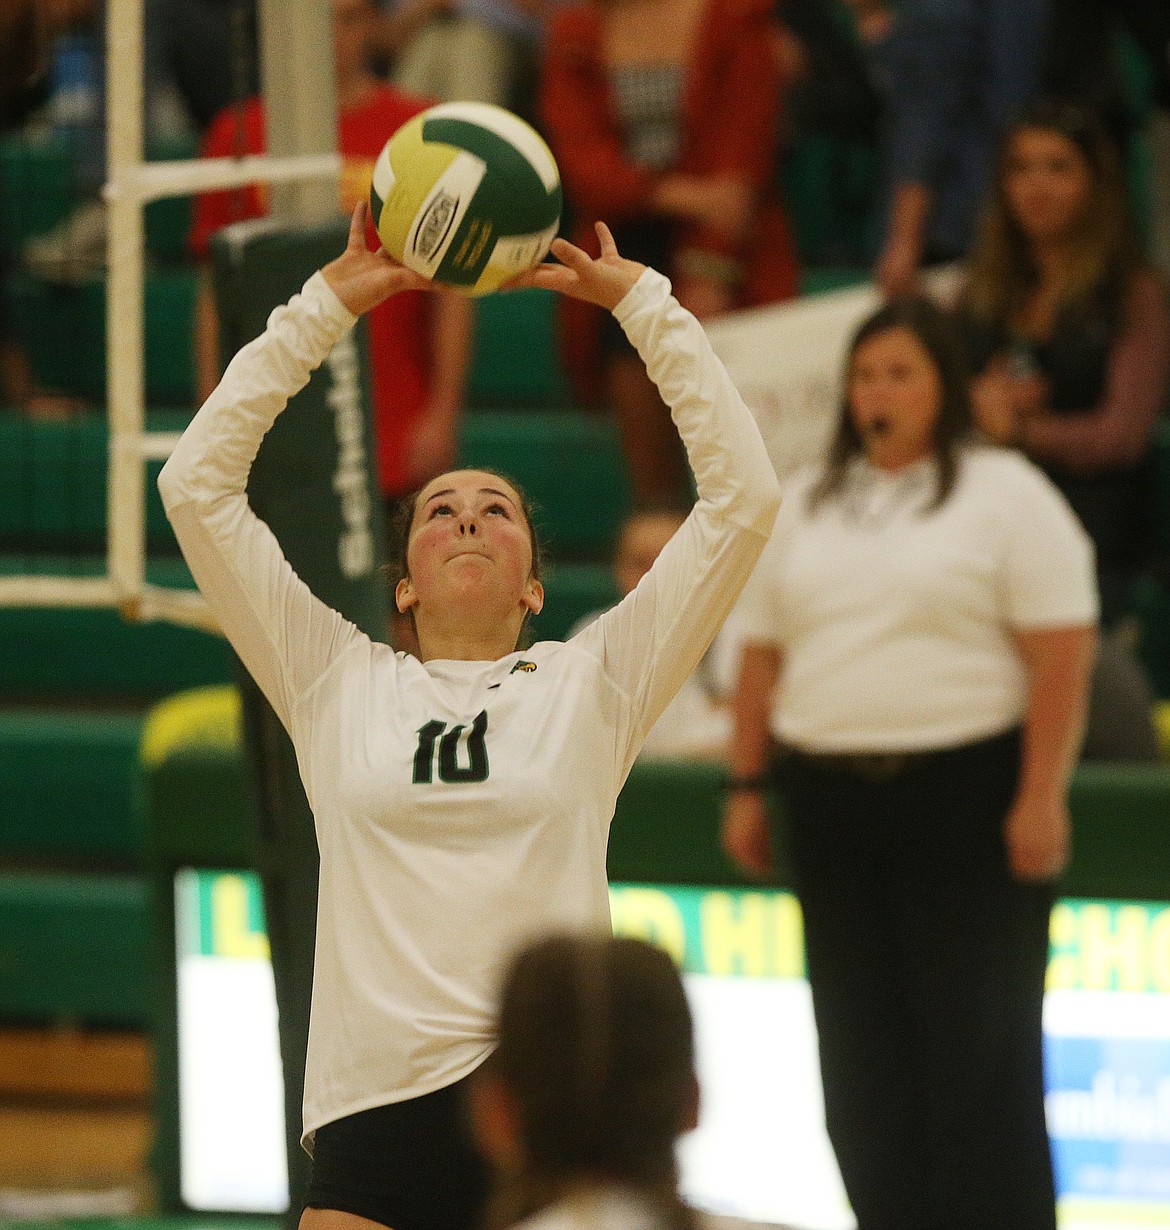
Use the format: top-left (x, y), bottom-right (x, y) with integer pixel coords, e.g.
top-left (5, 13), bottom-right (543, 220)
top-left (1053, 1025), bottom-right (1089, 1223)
top-left (540, 0), bottom-right (799, 509)
top-left (190, 0), bottom-right (473, 503)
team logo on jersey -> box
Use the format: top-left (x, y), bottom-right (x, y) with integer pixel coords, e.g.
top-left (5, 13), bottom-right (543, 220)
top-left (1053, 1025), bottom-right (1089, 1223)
top-left (510, 660), bottom-right (537, 674)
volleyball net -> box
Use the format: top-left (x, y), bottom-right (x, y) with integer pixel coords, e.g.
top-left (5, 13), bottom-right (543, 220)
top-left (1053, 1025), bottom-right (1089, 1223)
top-left (0, 0), bottom-right (349, 632)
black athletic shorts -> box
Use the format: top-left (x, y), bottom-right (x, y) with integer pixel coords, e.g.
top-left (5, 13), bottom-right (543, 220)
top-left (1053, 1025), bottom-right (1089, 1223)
top-left (304, 1072), bottom-right (491, 1230)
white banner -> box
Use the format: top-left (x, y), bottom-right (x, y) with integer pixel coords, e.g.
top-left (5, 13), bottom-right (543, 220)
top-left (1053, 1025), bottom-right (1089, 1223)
top-left (705, 284), bottom-right (880, 481)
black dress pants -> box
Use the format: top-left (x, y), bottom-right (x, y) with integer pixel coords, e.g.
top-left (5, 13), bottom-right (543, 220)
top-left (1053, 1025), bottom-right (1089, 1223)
top-left (774, 727), bottom-right (1057, 1230)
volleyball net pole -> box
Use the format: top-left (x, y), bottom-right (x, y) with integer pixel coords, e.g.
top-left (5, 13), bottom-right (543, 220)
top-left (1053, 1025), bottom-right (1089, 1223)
top-left (0, 0), bottom-right (343, 626)
top-left (107, 0), bottom-right (341, 631)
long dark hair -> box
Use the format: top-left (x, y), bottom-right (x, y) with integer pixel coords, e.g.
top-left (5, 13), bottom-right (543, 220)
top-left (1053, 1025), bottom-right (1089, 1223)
top-left (962, 98), bottom-right (1140, 331)
top-left (809, 295), bottom-right (975, 511)
top-left (484, 933), bottom-right (698, 1230)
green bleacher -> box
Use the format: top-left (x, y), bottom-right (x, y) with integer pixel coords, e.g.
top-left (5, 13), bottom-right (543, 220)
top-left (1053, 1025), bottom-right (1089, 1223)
top-left (0, 598), bottom-right (232, 699)
top-left (0, 710), bottom-right (145, 859)
top-left (0, 871), bottom-right (150, 1025)
top-left (6, 269), bottom-right (197, 405)
top-left (0, 410), bottom-right (181, 552)
top-left (0, 403), bottom-right (630, 558)
top-left (0, 131), bottom-right (225, 1037)
top-left (0, 131), bottom-right (194, 256)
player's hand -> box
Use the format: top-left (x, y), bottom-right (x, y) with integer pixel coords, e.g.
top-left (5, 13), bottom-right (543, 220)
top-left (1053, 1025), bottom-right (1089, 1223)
top-left (721, 791), bottom-right (774, 881)
top-left (322, 202), bottom-right (431, 316)
top-left (508, 222), bottom-right (645, 311)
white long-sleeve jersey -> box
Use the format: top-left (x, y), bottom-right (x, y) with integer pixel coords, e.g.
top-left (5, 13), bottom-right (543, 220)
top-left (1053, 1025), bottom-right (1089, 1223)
top-left (158, 268), bottom-right (780, 1150)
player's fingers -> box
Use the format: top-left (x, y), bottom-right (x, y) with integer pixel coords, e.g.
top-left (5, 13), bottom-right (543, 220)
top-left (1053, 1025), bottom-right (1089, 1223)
top-left (548, 236), bottom-right (590, 270)
top-left (372, 245), bottom-right (423, 283)
top-left (348, 201), bottom-right (368, 250)
top-left (594, 220), bottom-right (618, 259)
top-left (498, 265), bottom-right (550, 291)
top-left (516, 260), bottom-right (571, 277)
top-left (521, 264), bottom-right (577, 292)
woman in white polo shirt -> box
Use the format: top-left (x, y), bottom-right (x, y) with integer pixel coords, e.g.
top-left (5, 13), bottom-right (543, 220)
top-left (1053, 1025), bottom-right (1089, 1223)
top-left (722, 295), bottom-right (1097, 1230)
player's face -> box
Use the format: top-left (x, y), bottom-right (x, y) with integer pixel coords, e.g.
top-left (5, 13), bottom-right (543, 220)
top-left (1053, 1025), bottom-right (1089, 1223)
top-left (1003, 127), bottom-right (1093, 245)
top-left (847, 326), bottom-right (942, 463)
top-left (397, 470), bottom-right (541, 620)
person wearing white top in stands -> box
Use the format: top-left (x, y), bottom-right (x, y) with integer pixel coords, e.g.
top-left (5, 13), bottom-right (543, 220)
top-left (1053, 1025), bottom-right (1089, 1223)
top-left (158, 204), bottom-right (780, 1230)
top-left (568, 507), bottom-right (736, 761)
top-left (721, 295), bottom-right (1097, 1230)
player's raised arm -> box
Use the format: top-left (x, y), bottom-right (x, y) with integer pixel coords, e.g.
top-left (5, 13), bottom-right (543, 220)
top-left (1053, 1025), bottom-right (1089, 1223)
top-left (526, 223), bottom-right (781, 764)
top-left (158, 206), bottom-right (428, 729)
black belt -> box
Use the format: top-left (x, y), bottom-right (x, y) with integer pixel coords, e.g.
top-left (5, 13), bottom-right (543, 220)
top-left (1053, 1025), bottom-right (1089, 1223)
top-left (779, 728), bottom-right (1021, 784)
top-left (783, 747), bottom-right (926, 782)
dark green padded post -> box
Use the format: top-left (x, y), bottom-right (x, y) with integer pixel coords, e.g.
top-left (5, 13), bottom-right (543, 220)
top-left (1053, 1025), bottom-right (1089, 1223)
top-left (211, 218), bottom-right (389, 1219)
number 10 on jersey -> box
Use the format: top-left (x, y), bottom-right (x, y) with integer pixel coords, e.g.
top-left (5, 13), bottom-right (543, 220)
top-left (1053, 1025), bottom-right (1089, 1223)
top-left (412, 710), bottom-right (490, 784)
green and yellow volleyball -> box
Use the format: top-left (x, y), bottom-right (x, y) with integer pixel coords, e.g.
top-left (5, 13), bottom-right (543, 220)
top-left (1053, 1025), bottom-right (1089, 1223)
top-left (370, 101), bottom-right (562, 297)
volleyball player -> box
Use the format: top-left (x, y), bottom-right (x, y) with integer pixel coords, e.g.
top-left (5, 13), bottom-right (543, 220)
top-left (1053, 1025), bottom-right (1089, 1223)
top-left (472, 932), bottom-right (701, 1230)
top-left (157, 203), bottom-right (780, 1230)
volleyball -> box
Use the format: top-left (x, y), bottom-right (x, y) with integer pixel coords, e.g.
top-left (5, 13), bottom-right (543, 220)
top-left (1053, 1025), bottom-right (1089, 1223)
top-left (370, 101), bottom-right (562, 297)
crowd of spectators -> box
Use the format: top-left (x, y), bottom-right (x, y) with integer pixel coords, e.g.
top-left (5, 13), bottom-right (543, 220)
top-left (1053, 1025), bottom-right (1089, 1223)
top-left (2, 6), bottom-right (1169, 1223)
top-left (1, 0), bottom-right (1169, 754)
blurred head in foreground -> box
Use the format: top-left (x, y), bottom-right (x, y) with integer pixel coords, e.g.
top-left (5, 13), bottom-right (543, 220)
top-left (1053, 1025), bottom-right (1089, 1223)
top-left (473, 933), bottom-right (700, 1230)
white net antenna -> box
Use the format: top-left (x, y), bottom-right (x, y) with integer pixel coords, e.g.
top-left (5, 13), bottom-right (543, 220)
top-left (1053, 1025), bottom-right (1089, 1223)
top-left (0, 0), bottom-right (339, 631)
